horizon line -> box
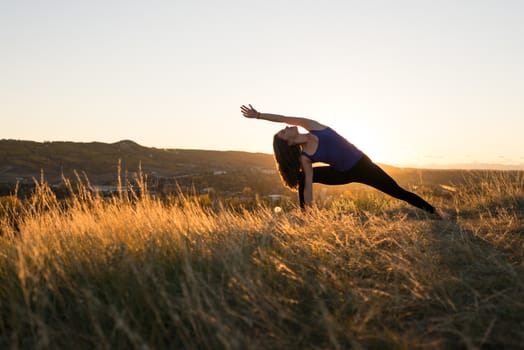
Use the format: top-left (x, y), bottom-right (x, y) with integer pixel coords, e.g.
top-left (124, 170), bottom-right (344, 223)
top-left (2, 138), bottom-right (523, 171)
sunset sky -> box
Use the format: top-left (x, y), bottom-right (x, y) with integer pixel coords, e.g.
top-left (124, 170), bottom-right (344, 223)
top-left (2, 1), bottom-right (523, 168)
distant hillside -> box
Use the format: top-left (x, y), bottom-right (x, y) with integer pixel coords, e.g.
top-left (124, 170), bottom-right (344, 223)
top-left (1, 139), bottom-right (520, 194)
top-left (0, 139), bottom-right (276, 184)
top-left (409, 162), bottom-right (524, 171)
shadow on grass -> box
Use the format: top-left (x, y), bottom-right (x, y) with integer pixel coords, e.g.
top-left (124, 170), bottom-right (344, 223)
top-left (425, 217), bottom-right (524, 349)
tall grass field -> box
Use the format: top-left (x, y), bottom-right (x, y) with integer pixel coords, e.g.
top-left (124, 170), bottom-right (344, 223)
top-left (1, 171), bottom-right (523, 349)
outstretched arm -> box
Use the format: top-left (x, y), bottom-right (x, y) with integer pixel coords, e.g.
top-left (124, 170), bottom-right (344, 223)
top-left (240, 104), bottom-right (325, 131)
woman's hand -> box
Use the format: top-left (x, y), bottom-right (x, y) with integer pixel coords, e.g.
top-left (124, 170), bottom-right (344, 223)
top-left (240, 104), bottom-right (260, 119)
top-left (242, 104), bottom-right (325, 130)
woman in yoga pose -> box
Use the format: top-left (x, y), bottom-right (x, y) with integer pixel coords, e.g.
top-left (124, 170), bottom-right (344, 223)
top-left (240, 104), bottom-right (449, 219)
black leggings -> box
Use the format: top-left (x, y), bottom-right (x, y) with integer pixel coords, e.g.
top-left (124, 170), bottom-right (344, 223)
top-left (299, 155), bottom-right (435, 213)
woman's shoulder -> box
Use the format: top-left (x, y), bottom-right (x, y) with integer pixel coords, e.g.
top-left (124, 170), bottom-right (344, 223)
top-left (306, 120), bottom-right (328, 131)
top-left (309, 124), bottom-right (329, 133)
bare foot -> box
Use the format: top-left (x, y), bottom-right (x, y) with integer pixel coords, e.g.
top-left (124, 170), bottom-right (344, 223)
top-left (434, 208), bottom-right (451, 221)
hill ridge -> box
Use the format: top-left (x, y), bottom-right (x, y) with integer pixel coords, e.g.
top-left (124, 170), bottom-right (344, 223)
top-left (0, 139), bottom-right (277, 184)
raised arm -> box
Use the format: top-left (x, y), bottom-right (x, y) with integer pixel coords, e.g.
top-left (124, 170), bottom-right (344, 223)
top-left (240, 104), bottom-right (325, 131)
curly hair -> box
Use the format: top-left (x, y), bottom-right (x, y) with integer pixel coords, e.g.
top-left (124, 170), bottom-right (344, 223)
top-left (273, 134), bottom-right (302, 191)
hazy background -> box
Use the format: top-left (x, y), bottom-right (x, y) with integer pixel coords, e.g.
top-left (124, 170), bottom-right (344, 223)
top-left (1, 0), bottom-right (523, 168)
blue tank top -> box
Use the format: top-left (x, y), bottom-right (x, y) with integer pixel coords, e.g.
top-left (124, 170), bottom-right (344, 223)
top-left (301, 127), bottom-right (363, 171)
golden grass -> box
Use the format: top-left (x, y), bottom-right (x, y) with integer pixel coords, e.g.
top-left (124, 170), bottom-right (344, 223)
top-left (0, 172), bottom-right (523, 349)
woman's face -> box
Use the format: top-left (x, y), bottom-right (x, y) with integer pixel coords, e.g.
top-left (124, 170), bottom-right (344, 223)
top-left (277, 126), bottom-right (298, 144)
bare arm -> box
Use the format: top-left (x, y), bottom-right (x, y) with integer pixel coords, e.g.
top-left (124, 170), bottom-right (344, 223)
top-left (300, 155), bottom-right (314, 207)
top-left (240, 104), bottom-right (325, 131)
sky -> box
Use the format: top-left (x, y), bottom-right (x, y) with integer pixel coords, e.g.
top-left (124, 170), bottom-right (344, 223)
top-left (1, 0), bottom-right (523, 168)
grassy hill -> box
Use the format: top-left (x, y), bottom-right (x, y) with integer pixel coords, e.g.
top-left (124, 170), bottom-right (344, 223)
top-left (0, 170), bottom-right (522, 349)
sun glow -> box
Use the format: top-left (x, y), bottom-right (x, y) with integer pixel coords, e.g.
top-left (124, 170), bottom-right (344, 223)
top-left (336, 123), bottom-right (397, 166)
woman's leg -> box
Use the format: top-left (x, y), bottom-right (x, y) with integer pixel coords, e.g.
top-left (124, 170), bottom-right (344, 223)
top-left (347, 155), bottom-right (436, 213)
top-left (299, 156), bottom-right (436, 213)
top-left (298, 166), bottom-right (347, 208)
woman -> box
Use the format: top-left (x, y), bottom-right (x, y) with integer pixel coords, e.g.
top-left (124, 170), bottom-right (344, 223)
top-left (240, 104), bottom-right (449, 219)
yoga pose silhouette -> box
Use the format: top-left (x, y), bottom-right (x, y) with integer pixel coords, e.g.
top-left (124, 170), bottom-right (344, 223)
top-left (241, 104), bottom-right (449, 219)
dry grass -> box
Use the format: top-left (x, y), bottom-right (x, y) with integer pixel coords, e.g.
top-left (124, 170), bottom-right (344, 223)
top-left (0, 171), bottom-right (523, 349)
